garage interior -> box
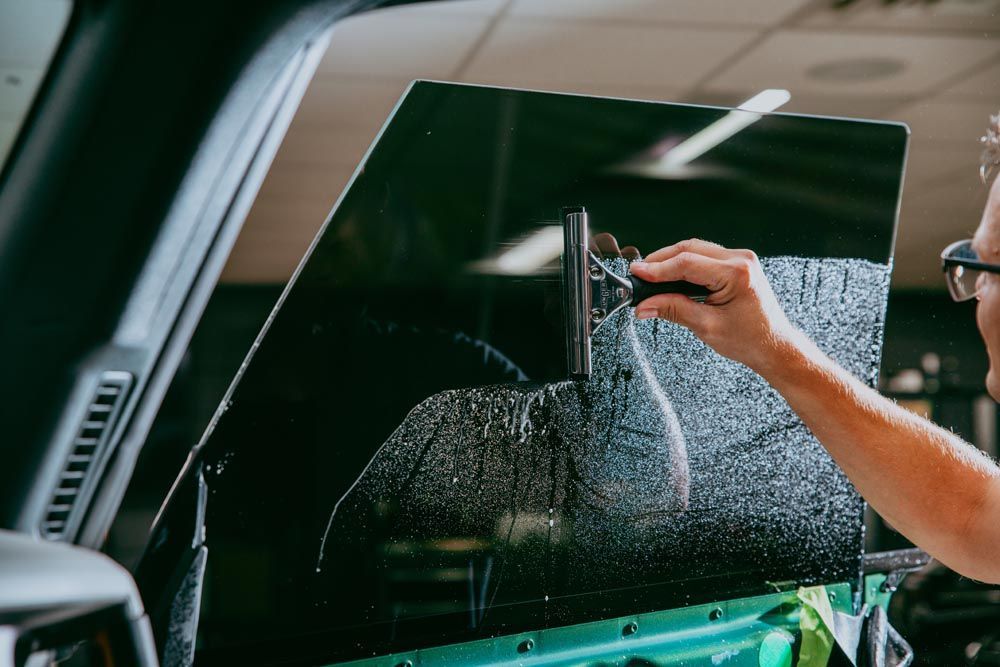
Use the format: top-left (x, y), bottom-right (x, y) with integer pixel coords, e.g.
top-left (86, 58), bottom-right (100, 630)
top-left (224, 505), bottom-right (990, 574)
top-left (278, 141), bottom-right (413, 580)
top-left (71, 0), bottom-right (999, 664)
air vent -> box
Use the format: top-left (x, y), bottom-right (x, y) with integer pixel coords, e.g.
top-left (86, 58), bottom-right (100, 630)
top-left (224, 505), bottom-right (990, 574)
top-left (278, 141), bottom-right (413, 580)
top-left (41, 371), bottom-right (133, 540)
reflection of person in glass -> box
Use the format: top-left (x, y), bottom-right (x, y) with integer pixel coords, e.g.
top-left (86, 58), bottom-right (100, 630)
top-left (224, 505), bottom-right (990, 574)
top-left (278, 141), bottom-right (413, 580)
top-left (630, 125), bottom-right (1000, 584)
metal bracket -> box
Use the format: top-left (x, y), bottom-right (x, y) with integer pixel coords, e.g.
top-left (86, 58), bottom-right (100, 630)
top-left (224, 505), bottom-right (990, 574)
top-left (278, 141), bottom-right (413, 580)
top-left (586, 251), bottom-right (633, 333)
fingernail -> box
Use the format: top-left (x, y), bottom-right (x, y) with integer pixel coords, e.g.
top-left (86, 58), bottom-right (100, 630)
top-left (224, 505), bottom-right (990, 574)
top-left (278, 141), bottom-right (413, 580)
top-left (635, 309), bottom-right (656, 320)
top-left (631, 261), bottom-right (647, 270)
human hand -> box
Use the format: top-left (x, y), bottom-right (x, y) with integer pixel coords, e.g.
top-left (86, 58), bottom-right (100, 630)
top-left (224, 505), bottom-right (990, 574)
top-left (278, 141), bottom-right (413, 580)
top-left (628, 239), bottom-right (802, 376)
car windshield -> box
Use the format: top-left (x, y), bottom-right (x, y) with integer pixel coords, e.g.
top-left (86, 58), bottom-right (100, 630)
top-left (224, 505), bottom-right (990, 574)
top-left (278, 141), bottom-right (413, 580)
top-left (138, 82), bottom-right (906, 665)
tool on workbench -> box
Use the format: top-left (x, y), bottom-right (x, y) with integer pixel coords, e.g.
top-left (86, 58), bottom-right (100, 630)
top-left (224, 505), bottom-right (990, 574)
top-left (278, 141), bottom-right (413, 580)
top-left (561, 205), bottom-right (710, 379)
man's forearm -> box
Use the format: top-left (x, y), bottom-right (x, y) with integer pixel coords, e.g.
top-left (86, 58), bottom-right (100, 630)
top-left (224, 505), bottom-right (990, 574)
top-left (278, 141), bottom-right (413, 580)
top-left (631, 239), bottom-right (1000, 580)
top-left (760, 332), bottom-right (1000, 582)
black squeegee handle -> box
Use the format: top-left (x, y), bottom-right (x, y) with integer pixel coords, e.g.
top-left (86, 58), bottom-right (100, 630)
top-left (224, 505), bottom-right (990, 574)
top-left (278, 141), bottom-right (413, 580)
top-left (629, 275), bottom-right (711, 306)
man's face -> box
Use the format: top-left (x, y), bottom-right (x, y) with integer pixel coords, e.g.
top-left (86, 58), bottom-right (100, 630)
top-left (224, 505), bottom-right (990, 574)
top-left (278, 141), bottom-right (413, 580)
top-left (972, 177), bottom-right (1000, 400)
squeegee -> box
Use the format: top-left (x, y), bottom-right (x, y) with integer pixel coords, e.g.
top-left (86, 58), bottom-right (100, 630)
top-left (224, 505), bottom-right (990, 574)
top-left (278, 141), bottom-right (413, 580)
top-left (561, 206), bottom-right (709, 379)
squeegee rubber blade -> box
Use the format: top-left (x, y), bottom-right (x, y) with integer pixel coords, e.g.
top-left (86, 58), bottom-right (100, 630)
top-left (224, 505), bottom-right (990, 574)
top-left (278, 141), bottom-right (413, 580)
top-left (561, 206), bottom-right (591, 379)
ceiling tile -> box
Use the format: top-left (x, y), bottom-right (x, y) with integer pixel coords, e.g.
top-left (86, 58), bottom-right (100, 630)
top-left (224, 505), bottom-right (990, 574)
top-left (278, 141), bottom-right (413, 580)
top-left (796, 0), bottom-right (1000, 33)
top-left (220, 240), bottom-right (307, 284)
top-left (222, 197), bottom-right (344, 284)
top-left (293, 78), bottom-right (411, 131)
top-left (942, 60), bottom-right (1000, 98)
top-left (891, 98), bottom-right (995, 145)
top-left (319, 9), bottom-right (492, 80)
top-left (463, 20), bottom-right (758, 88)
top-left (687, 88), bottom-right (909, 119)
top-left (904, 143), bottom-right (981, 189)
top-left (274, 123), bottom-right (376, 168)
top-left (398, 0), bottom-right (505, 17)
top-left (254, 162), bottom-right (356, 202)
top-left (508, 0), bottom-right (811, 26)
top-left (246, 192), bottom-right (347, 232)
top-left (705, 30), bottom-right (1000, 97)
top-left (778, 94), bottom-right (913, 120)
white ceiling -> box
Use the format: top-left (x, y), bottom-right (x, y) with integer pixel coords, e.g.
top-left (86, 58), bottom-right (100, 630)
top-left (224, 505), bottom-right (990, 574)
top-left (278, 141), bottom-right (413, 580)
top-left (506, 0), bottom-right (810, 26)
top-left (0, 0), bottom-right (72, 170)
top-left (462, 23), bottom-right (760, 88)
top-left (705, 31), bottom-right (1000, 96)
top-left (223, 0), bottom-right (1000, 288)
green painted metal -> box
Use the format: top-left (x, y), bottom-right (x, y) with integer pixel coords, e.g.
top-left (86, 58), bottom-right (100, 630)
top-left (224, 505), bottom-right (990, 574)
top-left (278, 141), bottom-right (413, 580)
top-left (333, 583), bottom-right (854, 667)
top-left (863, 573), bottom-right (892, 613)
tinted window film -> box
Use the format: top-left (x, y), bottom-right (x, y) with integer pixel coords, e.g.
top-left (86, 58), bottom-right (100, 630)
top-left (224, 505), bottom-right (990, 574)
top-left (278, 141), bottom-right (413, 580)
top-left (143, 82), bottom-right (905, 664)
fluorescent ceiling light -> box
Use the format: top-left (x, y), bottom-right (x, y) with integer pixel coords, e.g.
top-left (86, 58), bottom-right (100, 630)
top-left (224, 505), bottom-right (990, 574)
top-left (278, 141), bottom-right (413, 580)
top-left (737, 88), bottom-right (792, 114)
top-left (620, 89), bottom-right (791, 178)
top-left (470, 225), bottom-right (563, 276)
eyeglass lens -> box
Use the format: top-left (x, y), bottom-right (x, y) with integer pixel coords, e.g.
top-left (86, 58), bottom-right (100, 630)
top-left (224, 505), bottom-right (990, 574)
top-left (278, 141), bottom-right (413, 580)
top-left (947, 263), bottom-right (981, 302)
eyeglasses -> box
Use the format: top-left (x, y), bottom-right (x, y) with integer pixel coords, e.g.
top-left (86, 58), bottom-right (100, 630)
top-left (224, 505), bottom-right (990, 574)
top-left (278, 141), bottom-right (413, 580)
top-left (941, 239), bottom-right (1000, 302)
top-left (943, 115), bottom-right (1000, 301)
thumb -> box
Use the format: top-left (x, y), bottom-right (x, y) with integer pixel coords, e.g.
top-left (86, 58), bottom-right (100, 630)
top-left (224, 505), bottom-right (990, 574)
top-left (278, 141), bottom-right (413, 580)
top-left (634, 293), bottom-right (707, 332)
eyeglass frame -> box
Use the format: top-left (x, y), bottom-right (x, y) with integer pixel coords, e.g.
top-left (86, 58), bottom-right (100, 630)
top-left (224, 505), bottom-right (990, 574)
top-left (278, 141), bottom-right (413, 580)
top-left (941, 239), bottom-right (1000, 301)
top-left (939, 113), bottom-right (1000, 296)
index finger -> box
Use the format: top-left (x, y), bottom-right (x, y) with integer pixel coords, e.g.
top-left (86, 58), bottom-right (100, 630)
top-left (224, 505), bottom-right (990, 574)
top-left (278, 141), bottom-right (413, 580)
top-left (631, 251), bottom-right (728, 290)
top-left (645, 238), bottom-right (734, 263)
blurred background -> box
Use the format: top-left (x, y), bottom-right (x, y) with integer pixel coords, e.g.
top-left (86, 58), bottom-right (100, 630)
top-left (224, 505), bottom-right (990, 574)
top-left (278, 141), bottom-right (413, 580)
top-left (75, 0), bottom-right (997, 664)
top-left (224, 0), bottom-right (999, 288)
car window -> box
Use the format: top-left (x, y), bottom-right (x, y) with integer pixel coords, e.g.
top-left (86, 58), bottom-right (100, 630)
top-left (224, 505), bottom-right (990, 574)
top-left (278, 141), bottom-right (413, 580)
top-left (0, 0), bottom-right (72, 172)
top-left (139, 82), bottom-right (906, 665)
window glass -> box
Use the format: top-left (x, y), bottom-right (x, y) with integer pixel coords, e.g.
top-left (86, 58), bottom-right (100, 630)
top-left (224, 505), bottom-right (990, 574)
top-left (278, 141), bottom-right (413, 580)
top-left (145, 82), bottom-right (906, 664)
top-left (0, 0), bottom-right (72, 172)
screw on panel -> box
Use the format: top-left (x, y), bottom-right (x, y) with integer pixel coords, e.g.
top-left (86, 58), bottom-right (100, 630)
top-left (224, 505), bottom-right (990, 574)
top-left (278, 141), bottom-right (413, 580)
top-left (758, 632), bottom-right (793, 667)
top-left (518, 639), bottom-right (535, 654)
top-left (880, 571), bottom-right (904, 593)
top-left (828, 591), bottom-right (837, 602)
top-left (395, 661), bottom-right (413, 667)
top-left (709, 607), bottom-right (724, 621)
top-left (590, 308), bottom-right (605, 322)
top-left (623, 621), bottom-right (638, 636)
top-left (590, 265), bottom-right (605, 279)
